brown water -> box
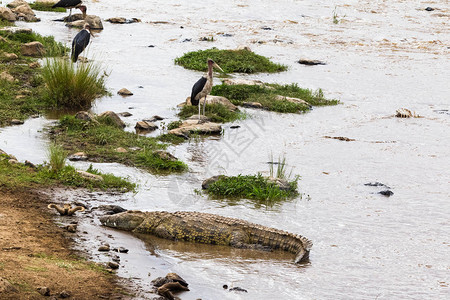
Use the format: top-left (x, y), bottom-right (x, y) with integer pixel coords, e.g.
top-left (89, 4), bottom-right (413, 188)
top-left (1, 0), bottom-right (449, 299)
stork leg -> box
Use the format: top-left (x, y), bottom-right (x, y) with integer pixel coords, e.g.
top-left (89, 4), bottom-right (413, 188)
top-left (198, 101), bottom-right (201, 123)
top-left (68, 8), bottom-right (72, 18)
top-left (202, 96), bottom-right (207, 116)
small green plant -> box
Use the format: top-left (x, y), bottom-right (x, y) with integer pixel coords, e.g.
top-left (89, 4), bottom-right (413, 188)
top-left (47, 143), bottom-right (67, 173)
top-left (175, 48), bottom-right (287, 73)
top-left (269, 154), bottom-right (289, 179)
top-left (42, 58), bottom-right (108, 109)
top-left (332, 7), bottom-right (345, 24)
top-left (199, 36), bottom-right (214, 42)
top-left (167, 120), bottom-right (183, 130)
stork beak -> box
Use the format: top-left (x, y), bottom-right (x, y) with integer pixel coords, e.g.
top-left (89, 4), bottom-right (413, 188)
top-left (213, 62), bottom-right (224, 73)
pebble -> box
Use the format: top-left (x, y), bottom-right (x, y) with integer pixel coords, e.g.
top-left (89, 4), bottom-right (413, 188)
top-left (98, 244), bottom-right (110, 252)
top-left (108, 261), bottom-right (120, 269)
top-left (37, 286), bottom-right (50, 296)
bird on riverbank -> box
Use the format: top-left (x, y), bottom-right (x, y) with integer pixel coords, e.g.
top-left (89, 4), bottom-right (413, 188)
top-left (52, 0), bottom-right (83, 18)
top-left (190, 59), bottom-right (224, 122)
top-left (71, 23), bottom-right (93, 62)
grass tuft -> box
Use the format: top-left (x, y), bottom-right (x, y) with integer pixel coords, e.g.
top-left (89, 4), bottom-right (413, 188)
top-left (47, 143), bottom-right (67, 173)
top-left (212, 83), bottom-right (339, 113)
top-left (41, 58), bottom-right (109, 109)
top-left (175, 48), bottom-right (287, 73)
top-left (206, 173), bottom-right (299, 204)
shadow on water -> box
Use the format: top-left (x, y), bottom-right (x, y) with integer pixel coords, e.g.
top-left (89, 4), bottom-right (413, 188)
top-left (134, 232), bottom-right (308, 266)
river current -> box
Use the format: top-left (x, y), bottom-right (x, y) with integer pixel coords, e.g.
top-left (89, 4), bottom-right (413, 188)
top-left (1, 1), bottom-right (449, 299)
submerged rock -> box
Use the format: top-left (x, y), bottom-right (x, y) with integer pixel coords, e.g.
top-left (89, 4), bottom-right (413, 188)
top-left (117, 88), bottom-right (133, 96)
top-left (68, 152), bottom-right (88, 161)
top-left (379, 190), bottom-right (394, 197)
top-left (10, 119), bottom-right (24, 125)
top-left (229, 286), bottom-right (248, 293)
top-left (298, 59), bottom-right (326, 65)
top-left (106, 17), bottom-right (140, 24)
top-left (242, 101), bottom-right (263, 109)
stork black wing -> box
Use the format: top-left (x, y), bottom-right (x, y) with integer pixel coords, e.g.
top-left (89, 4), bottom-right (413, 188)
top-left (71, 30), bottom-right (90, 62)
top-left (52, 0), bottom-right (82, 8)
top-left (190, 76), bottom-right (207, 106)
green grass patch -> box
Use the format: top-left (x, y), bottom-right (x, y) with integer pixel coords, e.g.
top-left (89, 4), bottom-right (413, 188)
top-left (156, 133), bottom-right (186, 145)
top-left (42, 58), bottom-right (109, 109)
top-left (0, 30), bottom-right (68, 126)
top-left (175, 48), bottom-right (287, 73)
top-left (29, 2), bottom-right (66, 12)
top-left (205, 173), bottom-right (299, 204)
top-left (177, 103), bottom-right (245, 123)
top-left (50, 115), bottom-right (187, 174)
top-left (166, 120), bottom-right (183, 130)
top-left (0, 152), bottom-right (135, 192)
top-left (0, 30), bottom-right (68, 57)
top-left (211, 83), bottom-right (339, 113)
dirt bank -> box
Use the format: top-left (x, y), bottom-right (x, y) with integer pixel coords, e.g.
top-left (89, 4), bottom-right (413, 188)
top-left (0, 189), bottom-right (132, 299)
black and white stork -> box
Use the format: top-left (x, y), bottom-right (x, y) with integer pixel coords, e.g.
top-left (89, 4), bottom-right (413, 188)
top-left (52, 0), bottom-right (83, 18)
top-left (71, 24), bottom-right (93, 62)
top-left (190, 59), bottom-right (224, 121)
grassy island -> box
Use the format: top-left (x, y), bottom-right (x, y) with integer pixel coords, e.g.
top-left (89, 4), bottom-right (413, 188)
top-left (175, 48), bottom-right (287, 73)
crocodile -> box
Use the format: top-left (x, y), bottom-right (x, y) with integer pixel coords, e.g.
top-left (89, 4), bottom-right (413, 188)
top-left (100, 210), bottom-right (312, 263)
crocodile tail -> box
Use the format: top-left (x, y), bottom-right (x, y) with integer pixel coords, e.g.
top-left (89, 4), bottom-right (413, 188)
top-left (294, 235), bottom-right (313, 263)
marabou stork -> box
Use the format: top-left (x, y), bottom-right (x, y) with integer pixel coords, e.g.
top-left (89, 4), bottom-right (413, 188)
top-left (71, 24), bottom-right (93, 62)
top-left (190, 59), bottom-right (224, 121)
top-left (52, 0), bottom-right (82, 18)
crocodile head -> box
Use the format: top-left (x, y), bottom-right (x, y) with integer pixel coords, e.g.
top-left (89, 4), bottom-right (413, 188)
top-left (100, 210), bottom-right (146, 231)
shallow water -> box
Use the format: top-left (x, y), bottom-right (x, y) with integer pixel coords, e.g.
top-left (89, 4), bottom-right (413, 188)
top-left (1, 0), bottom-right (449, 299)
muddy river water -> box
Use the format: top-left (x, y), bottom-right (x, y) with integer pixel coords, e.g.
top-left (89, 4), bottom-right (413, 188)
top-left (1, 0), bottom-right (449, 299)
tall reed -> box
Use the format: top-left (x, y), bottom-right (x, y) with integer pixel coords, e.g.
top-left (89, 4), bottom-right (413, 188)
top-left (42, 58), bottom-right (108, 109)
top-left (47, 143), bottom-right (67, 173)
